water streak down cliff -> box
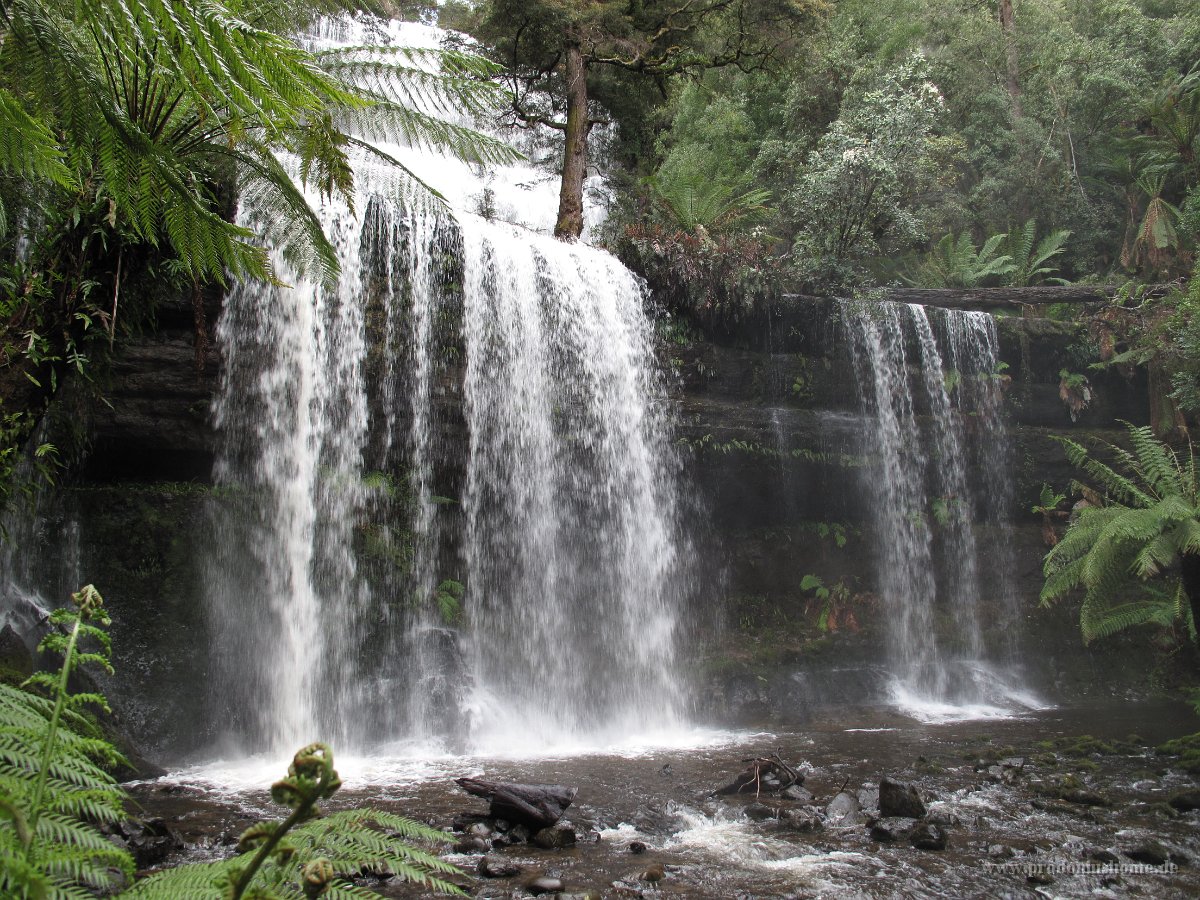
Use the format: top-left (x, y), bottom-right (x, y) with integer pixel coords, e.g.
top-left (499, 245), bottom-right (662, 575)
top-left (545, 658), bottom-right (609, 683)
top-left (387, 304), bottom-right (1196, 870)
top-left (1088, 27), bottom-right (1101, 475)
top-left (840, 300), bottom-right (1032, 718)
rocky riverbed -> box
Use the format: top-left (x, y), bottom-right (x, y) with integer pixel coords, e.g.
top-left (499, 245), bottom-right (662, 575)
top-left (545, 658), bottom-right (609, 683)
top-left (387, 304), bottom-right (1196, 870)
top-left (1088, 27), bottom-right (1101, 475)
top-left (124, 701), bottom-right (1200, 898)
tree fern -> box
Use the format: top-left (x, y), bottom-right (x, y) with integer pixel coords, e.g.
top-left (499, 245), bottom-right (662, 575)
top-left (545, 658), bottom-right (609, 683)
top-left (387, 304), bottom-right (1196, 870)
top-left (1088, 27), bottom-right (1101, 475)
top-left (648, 169), bottom-right (772, 235)
top-left (0, 585), bottom-right (135, 899)
top-left (1042, 423), bottom-right (1200, 644)
top-left (905, 230), bottom-right (1015, 288)
top-left (1002, 219), bottom-right (1070, 287)
top-left (1, 0), bottom-right (520, 291)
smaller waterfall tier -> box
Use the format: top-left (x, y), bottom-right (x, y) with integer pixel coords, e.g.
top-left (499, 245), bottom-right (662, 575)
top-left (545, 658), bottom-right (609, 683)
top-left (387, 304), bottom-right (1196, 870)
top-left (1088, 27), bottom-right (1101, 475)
top-left (840, 300), bottom-right (1036, 719)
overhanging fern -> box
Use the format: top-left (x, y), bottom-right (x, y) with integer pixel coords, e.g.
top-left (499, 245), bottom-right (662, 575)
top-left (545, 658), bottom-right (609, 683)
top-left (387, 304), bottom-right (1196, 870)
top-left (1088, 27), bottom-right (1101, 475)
top-left (1043, 422), bottom-right (1200, 644)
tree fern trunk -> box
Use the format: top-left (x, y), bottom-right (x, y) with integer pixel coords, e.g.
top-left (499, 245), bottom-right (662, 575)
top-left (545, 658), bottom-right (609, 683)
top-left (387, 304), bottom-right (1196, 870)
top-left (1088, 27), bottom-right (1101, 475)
top-left (1182, 553), bottom-right (1200, 640)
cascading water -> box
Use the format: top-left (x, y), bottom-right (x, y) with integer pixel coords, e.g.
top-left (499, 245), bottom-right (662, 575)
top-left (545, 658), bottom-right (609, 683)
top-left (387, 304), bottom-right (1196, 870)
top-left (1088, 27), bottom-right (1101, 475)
top-left (841, 300), bottom-right (1033, 717)
top-left (203, 18), bottom-right (691, 756)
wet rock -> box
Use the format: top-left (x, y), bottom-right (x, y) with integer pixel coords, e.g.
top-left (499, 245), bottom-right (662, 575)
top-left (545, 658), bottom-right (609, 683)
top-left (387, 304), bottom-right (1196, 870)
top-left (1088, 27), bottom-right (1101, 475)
top-left (469, 822), bottom-right (494, 839)
top-left (744, 802), bottom-right (777, 822)
top-left (639, 863), bottom-right (666, 882)
top-left (526, 875), bottom-right (564, 895)
top-left (0, 624), bottom-right (33, 683)
top-left (879, 777), bottom-right (926, 819)
top-left (1089, 849), bottom-right (1119, 864)
top-left (452, 813), bottom-right (491, 833)
top-left (452, 835), bottom-right (490, 853)
top-left (1026, 872), bottom-right (1054, 886)
top-left (779, 807), bottom-right (823, 832)
top-left (1060, 788), bottom-right (1111, 807)
top-left (1125, 842), bottom-right (1169, 866)
top-left (477, 854), bottom-right (521, 878)
top-left (1169, 790), bottom-right (1200, 812)
top-left (869, 817), bottom-right (913, 843)
top-left (629, 841), bottom-right (648, 855)
top-left (108, 817), bottom-right (183, 868)
top-left (923, 806), bottom-right (961, 827)
top-left (781, 785), bottom-right (814, 804)
top-left (908, 822), bottom-right (948, 851)
top-left (825, 791), bottom-right (867, 826)
top-left (532, 823), bottom-right (577, 849)
top-left (856, 784), bottom-right (879, 811)
top-left (633, 804), bottom-right (672, 833)
top-left (456, 778), bottom-right (577, 830)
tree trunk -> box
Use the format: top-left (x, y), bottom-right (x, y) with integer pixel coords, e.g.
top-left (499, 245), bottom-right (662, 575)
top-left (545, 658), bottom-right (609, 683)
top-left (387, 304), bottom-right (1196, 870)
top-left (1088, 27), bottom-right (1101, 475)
top-left (998, 0), bottom-right (1023, 119)
top-left (554, 43), bottom-right (589, 240)
top-left (1181, 553), bottom-right (1200, 642)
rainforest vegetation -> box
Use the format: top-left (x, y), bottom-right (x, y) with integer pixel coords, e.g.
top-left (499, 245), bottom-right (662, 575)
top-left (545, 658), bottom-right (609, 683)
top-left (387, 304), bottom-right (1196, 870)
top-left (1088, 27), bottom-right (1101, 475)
top-left (3, 0), bottom-right (1200, 894)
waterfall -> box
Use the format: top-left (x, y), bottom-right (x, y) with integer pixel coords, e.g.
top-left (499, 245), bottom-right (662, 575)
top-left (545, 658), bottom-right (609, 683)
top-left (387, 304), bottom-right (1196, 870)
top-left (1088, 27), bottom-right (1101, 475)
top-left (203, 19), bottom-right (691, 754)
top-left (841, 300), bottom-right (1030, 716)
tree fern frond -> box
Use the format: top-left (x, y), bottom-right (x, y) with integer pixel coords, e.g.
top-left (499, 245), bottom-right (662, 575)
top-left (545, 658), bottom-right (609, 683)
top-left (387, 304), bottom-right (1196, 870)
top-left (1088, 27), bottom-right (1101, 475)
top-left (1052, 435), bottom-right (1155, 507)
top-left (331, 98), bottom-right (523, 167)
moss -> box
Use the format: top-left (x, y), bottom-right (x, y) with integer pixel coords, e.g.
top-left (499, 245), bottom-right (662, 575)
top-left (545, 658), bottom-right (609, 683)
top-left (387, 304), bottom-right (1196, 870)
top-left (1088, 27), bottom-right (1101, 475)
top-left (1157, 732), bottom-right (1200, 774)
top-left (1041, 734), bottom-right (1135, 757)
top-left (915, 757), bottom-right (945, 775)
top-left (0, 663), bottom-right (29, 687)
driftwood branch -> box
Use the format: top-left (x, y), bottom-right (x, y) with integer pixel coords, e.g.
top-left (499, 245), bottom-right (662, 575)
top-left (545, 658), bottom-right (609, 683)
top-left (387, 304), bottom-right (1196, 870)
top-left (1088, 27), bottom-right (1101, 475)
top-left (715, 753), bottom-right (802, 798)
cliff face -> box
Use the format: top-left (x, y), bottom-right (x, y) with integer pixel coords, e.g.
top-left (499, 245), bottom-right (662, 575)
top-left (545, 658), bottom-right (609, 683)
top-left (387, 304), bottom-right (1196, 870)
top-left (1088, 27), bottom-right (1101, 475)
top-left (660, 302), bottom-right (1159, 726)
top-left (27, 294), bottom-right (1170, 758)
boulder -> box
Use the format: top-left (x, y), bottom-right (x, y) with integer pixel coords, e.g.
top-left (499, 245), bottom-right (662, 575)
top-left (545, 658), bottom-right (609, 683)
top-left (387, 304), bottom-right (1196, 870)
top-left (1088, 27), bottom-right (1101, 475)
top-left (532, 823), bottom-right (577, 849)
top-left (908, 822), bottom-right (948, 851)
top-left (1169, 790), bottom-right (1200, 812)
top-left (477, 854), bottom-right (521, 878)
top-left (527, 876), bottom-right (565, 895)
top-left (826, 791), bottom-right (868, 826)
top-left (879, 777), bottom-right (926, 819)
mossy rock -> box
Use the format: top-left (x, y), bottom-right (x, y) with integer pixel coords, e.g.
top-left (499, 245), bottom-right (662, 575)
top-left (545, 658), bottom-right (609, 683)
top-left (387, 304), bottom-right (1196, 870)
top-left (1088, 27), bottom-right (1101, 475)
top-left (1157, 732), bottom-right (1200, 775)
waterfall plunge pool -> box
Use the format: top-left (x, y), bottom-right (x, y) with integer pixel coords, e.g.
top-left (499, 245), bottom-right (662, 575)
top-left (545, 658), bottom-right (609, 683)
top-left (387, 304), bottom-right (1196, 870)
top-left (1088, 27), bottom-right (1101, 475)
top-left (128, 701), bottom-right (1200, 899)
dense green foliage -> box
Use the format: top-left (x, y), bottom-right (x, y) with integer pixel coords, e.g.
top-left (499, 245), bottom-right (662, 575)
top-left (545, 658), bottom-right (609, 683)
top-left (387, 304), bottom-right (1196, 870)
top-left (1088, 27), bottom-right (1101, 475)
top-left (0, 589), bottom-right (462, 897)
top-left (451, 0), bottom-right (1200, 318)
top-left (0, 0), bottom-right (515, 502)
top-left (1041, 423), bottom-right (1200, 645)
top-left (0, 586), bottom-right (134, 898)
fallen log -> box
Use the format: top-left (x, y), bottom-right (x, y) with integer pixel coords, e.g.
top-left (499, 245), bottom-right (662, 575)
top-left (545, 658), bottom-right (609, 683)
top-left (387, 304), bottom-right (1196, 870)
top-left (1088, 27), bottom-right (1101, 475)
top-left (455, 777), bottom-right (578, 829)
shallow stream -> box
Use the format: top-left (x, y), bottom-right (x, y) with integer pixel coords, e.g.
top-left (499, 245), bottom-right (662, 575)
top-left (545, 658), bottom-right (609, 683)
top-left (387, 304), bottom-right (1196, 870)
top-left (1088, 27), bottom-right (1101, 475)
top-left (130, 701), bottom-right (1200, 898)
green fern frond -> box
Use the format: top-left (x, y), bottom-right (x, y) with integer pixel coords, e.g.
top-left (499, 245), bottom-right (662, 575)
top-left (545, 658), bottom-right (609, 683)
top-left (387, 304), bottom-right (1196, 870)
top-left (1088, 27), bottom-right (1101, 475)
top-left (1045, 423), bottom-right (1200, 643)
top-left (1081, 594), bottom-right (1181, 643)
top-left (0, 589), bottom-right (134, 899)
